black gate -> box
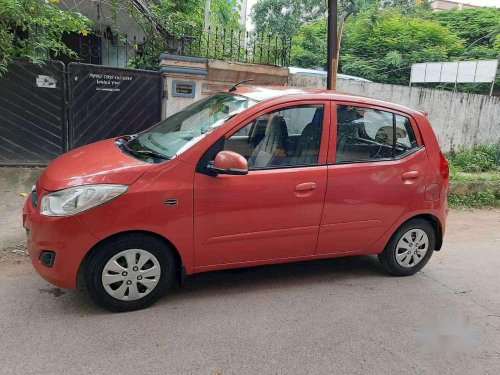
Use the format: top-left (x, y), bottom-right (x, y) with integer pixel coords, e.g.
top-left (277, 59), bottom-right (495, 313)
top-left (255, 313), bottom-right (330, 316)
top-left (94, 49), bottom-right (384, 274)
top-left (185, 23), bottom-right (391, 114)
top-left (0, 61), bottom-right (162, 165)
top-left (0, 60), bottom-right (66, 165)
top-left (68, 63), bottom-right (162, 149)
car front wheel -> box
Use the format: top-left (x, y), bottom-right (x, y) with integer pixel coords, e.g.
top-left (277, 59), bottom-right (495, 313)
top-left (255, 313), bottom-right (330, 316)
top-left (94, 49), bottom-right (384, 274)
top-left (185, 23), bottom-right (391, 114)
top-left (378, 219), bottom-right (435, 276)
top-left (84, 234), bottom-right (175, 312)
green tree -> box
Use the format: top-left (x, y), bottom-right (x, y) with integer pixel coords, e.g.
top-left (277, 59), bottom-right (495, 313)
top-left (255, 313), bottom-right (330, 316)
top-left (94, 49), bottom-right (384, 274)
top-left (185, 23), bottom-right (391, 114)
top-left (211, 0), bottom-right (242, 29)
top-left (128, 0), bottom-right (244, 70)
top-left (291, 18), bottom-right (327, 68)
top-left (430, 8), bottom-right (500, 47)
top-left (343, 9), bottom-right (465, 84)
top-left (141, 0), bottom-right (243, 33)
top-left (291, 8), bottom-right (465, 85)
top-left (120, 0), bottom-right (205, 70)
top-left (429, 7), bottom-right (500, 60)
top-left (0, 0), bottom-right (92, 75)
top-left (251, 0), bottom-right (327, 37)
top-left (250, 0), bottom-right (433, 37)
top-left (142, 0), bottom-right (204, 32)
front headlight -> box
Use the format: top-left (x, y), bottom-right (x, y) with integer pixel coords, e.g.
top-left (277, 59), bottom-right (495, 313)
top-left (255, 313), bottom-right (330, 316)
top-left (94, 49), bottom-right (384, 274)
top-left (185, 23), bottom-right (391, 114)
top-left (40, 184), bottom-right (128, 217)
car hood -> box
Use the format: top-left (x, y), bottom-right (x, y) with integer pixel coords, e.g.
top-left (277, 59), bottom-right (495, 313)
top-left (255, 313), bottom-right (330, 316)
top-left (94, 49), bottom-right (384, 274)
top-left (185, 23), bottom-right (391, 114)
top-left (38, 139), bottom-right (151, 191)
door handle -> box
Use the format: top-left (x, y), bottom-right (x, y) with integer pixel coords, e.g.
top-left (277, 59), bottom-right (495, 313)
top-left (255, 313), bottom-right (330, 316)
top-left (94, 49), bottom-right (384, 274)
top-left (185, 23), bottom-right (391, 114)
top-left (401, 171), bottom-right (420, 181)
top-left (295, 182), bottom-right (317, 191)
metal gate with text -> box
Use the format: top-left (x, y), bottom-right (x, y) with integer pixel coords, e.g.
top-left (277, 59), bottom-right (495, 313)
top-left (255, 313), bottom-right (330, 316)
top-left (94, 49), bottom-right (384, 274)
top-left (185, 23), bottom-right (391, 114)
top-left (0, 60), bottom-right (162, 165)
top-left (68, 63), bottom-right (162, 149)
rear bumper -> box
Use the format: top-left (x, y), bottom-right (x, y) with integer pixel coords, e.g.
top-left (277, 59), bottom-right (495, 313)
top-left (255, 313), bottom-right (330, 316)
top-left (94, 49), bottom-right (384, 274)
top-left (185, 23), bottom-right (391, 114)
top-left (23, 196), bottom-right (98, 289)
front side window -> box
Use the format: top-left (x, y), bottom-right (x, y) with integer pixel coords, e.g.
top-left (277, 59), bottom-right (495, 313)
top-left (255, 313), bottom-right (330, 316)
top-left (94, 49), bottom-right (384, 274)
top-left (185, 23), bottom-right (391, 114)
top-left (224, 105), bottom-right (324, 169)
top-left (336, 105), bottom-right (419, 163)
top-left (124, 93), bottom-right (257, 161)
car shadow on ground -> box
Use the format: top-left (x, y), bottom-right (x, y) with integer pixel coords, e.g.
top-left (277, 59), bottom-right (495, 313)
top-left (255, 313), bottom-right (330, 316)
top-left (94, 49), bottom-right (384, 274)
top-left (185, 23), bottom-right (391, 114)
top-left (67, 254), bottom-right (388, 314)
top-left (168, 255), bottom-right (385, 300)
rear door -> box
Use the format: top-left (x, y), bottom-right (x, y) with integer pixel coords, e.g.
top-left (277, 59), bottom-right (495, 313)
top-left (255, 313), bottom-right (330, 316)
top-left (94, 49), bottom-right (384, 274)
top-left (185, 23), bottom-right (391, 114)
top-left (317, 102), bottom-right (427, 254)
top-left (194, 101), bottom-right (330, 268)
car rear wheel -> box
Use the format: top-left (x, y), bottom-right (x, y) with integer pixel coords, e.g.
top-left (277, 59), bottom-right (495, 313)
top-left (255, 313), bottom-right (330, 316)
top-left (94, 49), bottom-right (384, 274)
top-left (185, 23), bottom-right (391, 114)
top-left (378, 219), bottom-right (435, 276)
top-left (84, 234), bottom-right (175, 312)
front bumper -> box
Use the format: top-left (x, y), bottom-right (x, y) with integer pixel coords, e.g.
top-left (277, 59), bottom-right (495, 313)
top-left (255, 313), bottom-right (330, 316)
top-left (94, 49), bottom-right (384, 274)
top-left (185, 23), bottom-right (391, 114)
top-left (23, 190), bottom-right (99, 289)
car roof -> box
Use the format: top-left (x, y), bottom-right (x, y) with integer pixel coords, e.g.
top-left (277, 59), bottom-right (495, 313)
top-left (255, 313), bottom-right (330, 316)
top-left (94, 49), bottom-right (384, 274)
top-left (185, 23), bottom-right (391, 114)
top-left (233, 85), bottom-right (425, 117)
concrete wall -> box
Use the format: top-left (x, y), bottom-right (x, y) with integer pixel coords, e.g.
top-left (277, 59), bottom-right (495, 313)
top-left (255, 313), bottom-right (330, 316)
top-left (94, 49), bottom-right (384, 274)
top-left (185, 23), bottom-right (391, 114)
top-left (160, 55), bottom-right (289, 118)
top-left (290, 74), bottom-right (500, 151)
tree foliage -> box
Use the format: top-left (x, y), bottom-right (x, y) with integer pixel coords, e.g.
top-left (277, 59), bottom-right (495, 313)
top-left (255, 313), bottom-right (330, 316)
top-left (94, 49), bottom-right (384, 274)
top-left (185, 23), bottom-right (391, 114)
top-left (291, 18), bottom-right (327, 69)
top-left (144, 0), bottom-right (242, 30)
top-left (251, 0), bottom-right (327, 37)
top-left (128, 0), bottom-right (244, 70)
top-left (147, 0), bottom-right (204, 30)
top-left (291, 8), bottom-right (466, 85)
top-left (290, 1), bottom-right (499, 89)
top-left (0, 0), bottom-right (91, 75)
top-left (343, 9), bottom-right (465, 84)
top-left (429, 7), bottom-right (500, 60)
top-left (250, 0), bottom-right (431, 37)
top-left (210, 0), bottom-right (242, 30)
top-left (429, 7), bottom-right (500, 47)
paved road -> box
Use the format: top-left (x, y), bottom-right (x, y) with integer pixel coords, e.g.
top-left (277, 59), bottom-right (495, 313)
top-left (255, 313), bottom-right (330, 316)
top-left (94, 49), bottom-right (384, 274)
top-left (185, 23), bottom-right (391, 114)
top-left (0, 209), bottom-right (499, 374)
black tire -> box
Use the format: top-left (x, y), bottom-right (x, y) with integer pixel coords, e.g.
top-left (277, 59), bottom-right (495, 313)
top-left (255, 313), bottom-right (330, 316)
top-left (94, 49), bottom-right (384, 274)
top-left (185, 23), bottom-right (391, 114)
top-left (378, 219), bottom-right (435, 276)
top-left (84, 234), bottom-right (175, 312)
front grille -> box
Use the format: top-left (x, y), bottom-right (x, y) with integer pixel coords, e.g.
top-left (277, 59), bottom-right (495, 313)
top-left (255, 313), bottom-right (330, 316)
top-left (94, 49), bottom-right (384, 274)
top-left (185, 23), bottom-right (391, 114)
top-left (31, 185), bottom-right (38, 208)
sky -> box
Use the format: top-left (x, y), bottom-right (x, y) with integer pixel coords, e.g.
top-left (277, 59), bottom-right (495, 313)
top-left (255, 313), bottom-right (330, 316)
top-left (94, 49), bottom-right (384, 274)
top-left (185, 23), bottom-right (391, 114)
top-left (245, 0), bottom-right (258, 31)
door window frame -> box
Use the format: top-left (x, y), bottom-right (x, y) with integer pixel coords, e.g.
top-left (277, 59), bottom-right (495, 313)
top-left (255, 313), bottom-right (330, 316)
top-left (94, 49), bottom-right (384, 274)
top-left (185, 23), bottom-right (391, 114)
top-left (213, 100), bottom-right (332, 172)
top-left (328, 101), bottom-right (424, 165)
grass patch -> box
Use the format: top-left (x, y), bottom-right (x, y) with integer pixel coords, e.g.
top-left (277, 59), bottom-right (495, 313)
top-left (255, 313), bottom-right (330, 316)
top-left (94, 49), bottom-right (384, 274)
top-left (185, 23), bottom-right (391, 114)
top-left (447, 144), bottom-right (499, 173)
top-left (448, 189), bottom-right (500, 208)
top-left (446, 145), bottom-right (500, 208)
top-left (450, 171), bottom-right (500, 183)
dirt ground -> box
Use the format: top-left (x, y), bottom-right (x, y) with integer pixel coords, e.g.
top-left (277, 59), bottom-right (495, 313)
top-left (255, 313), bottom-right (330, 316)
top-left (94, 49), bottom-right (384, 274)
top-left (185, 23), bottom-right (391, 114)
top-left (0, 167), bottom-right (42, 257)
top-left (1, 167), bottom-right (499, 374)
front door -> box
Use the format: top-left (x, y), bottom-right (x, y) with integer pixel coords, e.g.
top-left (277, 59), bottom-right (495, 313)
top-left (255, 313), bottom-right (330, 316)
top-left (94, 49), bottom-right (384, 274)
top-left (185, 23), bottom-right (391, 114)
top-left (317, 103), bottom-right (427, 254)
top-left (194, 101), bottom-right (330, 268)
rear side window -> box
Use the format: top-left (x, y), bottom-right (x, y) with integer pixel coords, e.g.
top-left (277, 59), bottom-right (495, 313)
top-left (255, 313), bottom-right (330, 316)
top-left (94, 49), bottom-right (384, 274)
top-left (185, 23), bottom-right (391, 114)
top-left (336, 105), bottom-right (419, 163)
top-left (394, 115), bottom-right (418, 157)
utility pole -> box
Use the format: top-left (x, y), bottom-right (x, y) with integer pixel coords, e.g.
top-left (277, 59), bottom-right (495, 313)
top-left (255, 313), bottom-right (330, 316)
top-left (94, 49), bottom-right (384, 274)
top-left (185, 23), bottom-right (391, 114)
top-left (327, 0), bottom-right (338, 90)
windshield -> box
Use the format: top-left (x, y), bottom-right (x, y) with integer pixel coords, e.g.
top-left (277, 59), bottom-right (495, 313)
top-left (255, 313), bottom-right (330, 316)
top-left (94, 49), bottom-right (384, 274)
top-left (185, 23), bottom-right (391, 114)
top-left (126, 93), bottom-right (256, 161)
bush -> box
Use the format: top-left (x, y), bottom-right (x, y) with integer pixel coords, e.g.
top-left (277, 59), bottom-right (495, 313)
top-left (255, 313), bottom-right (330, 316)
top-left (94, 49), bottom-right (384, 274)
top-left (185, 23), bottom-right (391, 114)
top-left (448, 189), bottom-right (499, 208)
top-left (447, 145), bottom-right (499, 173)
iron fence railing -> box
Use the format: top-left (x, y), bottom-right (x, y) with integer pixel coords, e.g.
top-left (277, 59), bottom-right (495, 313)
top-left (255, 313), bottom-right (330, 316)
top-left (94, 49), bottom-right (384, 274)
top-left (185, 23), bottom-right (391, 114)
top-left (163, 27), bottom-right (292, 67)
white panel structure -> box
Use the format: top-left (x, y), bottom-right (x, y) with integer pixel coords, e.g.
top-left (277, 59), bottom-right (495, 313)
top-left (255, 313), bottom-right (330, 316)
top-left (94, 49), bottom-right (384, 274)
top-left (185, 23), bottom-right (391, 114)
top-left (424, 63), bottom-right (442, 82)
top-left (410, 63), bottom-right (426, 83)
top-left (456, 61), bottom-right (477, 83)
top-left (410, 60), bottom-right (498, 84)
top-left (440, 62), bottom-right (459, 83)
top-left (475, 60), bottom-right (498, 83)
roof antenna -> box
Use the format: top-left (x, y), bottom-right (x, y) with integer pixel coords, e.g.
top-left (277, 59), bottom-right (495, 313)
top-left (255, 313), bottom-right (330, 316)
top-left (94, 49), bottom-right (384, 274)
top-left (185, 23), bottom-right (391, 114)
top-left (229, 79), bottom-right (254, 92)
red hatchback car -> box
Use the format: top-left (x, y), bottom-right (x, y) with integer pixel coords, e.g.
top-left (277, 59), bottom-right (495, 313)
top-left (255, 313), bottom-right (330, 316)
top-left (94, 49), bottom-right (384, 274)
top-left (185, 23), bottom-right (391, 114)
top-left (23, 86), bottom-right (449, 311)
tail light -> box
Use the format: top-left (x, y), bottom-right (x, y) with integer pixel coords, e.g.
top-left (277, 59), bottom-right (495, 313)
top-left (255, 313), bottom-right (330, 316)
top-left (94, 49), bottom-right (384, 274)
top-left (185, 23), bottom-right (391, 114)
top-left (439, 151), bottom-right (449, 182)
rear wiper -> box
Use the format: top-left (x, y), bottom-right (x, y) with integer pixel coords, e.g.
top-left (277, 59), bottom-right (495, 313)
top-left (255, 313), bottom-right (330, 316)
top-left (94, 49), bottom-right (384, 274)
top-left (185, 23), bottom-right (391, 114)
top-left (118, 138), bottom-right (169, 160)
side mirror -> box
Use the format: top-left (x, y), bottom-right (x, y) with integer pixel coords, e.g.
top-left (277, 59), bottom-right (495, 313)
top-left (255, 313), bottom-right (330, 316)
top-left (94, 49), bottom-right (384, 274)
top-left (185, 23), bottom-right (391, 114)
top-left (207, 151), bottom-right (248, 176)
